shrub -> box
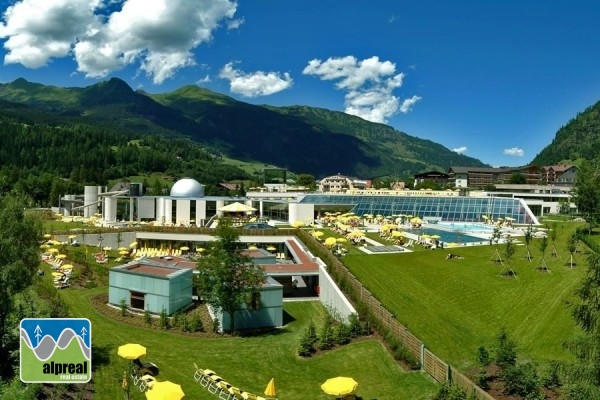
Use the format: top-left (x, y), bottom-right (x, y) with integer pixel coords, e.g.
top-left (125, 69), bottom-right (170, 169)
top-left (189, 312), bottom-right (203, 332)
top-left (541, 360), bottom-right (561, 390)
top-left (119, 299), bottom-right (127, 317)
top-left (501, 362), bottom-right (542, 399)
top-left (318, 315), bottom-right (334, 350)
top-left (179, 314), bottom-right (189, 332)
top-left (334, 322), bottom-right (351, 346)
top-left (212, 318), bottom-right (221, 334)
top-left (159, 308), bottom-right (169, 329)
top-left (307, 320), bottom-right (318, 345)
top-left (298, 328), bottom-right (315, 357)
top-left (144, 308), bottom-right (152, 326)
top-left (433, 381), bottom-right (467, 400)
top-left (347, 313), bottom-right (362, 338)
top-left (495, 327), bottom-right (517, 368)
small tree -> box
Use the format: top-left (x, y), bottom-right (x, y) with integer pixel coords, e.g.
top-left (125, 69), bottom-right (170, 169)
top-left (537, 236), bottom-right (550, 272)
top-left (196, 218), bottom-right (266, 333)
top-left (490, 226), bottom-right (503, 264)
top-left (476, 346), bottom-right (491, 389)
top-left (549, 222), bottom-right (559, 258)
top-left (318, 315), bottom-right (334, 350)
top-left (495, 328), bottom-right (517, 369)
top-left (501, 361), bottom-right (542, 399)
top-left (566, 231), bottom-right (579, 269)
top-left (119, 298), bottom-right (128, 317)
top-left (562, 253), bottom-right (600, 398)
top-left (524, 225), bottom-right (533, 261)
top-left (159, 308), bottom-right (169, 329)
top-left (144, 307), bottom-right (152, 325)
top-left (499, 237), bottom-right (517, 278)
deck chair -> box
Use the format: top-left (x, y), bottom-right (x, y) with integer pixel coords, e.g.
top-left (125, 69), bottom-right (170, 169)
top-left (229, 387), bottom-right (244, 399)
top-left (242, 393), bottom-right (258, 400)
top-left (218, 382), bottom-right (233, 400)
top-left (138, 375), bottom-right (155, 392)
top-left (193, 363), bottom-right (204, 383)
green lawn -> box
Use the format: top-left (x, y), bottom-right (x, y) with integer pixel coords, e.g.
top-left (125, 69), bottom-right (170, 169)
top-left (343, 223), bottom-right (587, 370)
top-left (60, 288), bottom-right (438, 400)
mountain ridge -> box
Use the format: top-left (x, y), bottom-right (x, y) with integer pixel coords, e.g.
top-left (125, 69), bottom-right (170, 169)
top-left (0, 77), bottom-right (488, 178)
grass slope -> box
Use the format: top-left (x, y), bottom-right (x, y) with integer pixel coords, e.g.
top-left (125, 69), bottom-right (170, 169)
top-left (343, 223), bottom-right (585, 370)
top-left (60, 288), bottom-right (437, 400)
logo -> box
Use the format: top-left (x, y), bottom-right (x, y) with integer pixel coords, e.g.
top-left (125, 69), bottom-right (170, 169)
top-left (20, 318), bottom-right (91, 383)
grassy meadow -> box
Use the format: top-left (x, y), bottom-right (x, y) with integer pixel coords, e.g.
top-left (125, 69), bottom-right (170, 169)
top-left (59, 288), bottom-right (438, 400)
top-left (343, 221), bottom-right (587, 370)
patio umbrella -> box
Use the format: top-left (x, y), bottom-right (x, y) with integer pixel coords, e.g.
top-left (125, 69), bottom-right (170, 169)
top-left (130, 242), bottom-right (138, 248)
top-left (430, 235), bottom-right (441, 239)
top-left (103, 246), bottom-right (112, 252)
top-left (248, 245), bottom-right (258, 250)
top-left (264, 377), bottom-right (276, 397)
top-left (49, 248), bottom-right (59, 254)
top-left (40, 244), bottom-right (50, 250)
top-left (61, 264), bottom-right (74, 270)
top-left (311, 231), bottom-right (324, 237)
top-left (55, 254), bottom-right (67, 259)
top-left (291, 221), bottom-right (305, 228)
top-left (118, 247), bottom-right (128, 252)
top-left (145, 381), bottom-right (185, 400)
top-left (180, 246), bottom-right (189, 251)
top-left (119, 250), bottom-right (129, 255)
top-left (324, 237), bottom-right (337, 247)
top-left (52, 272), bottom-right (64, 278)
top-left (321, 376), bottom-right (358, 396)
top-left (218, 202), bottom-right (256, 212)
top-left (68, 235), bottom-right (77, 239)
top-left (266, 246), bottom-right (277, 251)
top-left (117, 343), bottom-right (146, 360)
top-left (43, 234), bottom-right (52, 239)
top-left (336, 237), bottom-right (348, 243)
top-left (391, 231), bottom-right (404, 237)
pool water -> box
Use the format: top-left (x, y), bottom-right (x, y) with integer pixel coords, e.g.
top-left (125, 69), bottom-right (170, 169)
top-left (419, 227), bottom-right (488, 244)
top-left (436, 222), bottom-right (494, 233)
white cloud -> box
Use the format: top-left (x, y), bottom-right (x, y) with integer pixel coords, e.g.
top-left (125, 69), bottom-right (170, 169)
top-left (227, 17), bottom-right (244, 29)
top-left (0, 0), bottom-right (238, 84)
top-left (219, 62), bottom-right (293, 97)
top-left (452, 146), bottom-right (468, 154)
top-left (196, 75), bottom-right (211, 84)
top-left (503, 147), bottom-right (524, 157)
top-left (303, 55), bottom-right (421, 123)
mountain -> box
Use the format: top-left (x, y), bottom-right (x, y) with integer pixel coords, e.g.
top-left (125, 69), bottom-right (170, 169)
top-left (0, 78), bottom-right (488, 178)
top-left (531, 100), bottom-right (600, 166)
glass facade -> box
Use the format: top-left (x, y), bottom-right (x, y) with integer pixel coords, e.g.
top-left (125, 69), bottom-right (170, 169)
top-left (299, 194), bottom-right (537, 224)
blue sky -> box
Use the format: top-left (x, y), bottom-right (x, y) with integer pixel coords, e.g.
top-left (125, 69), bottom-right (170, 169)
top-left (0, 0), bottom-right (599, 167)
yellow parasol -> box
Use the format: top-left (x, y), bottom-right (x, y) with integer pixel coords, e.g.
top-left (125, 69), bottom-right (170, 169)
top-left (119, 250), bottom-right (129, 255)
top-left (103, 246), bottom-right (112, 251)
top-left (61, 264), bottom-right (74, 270)
top-left (118, 247), bottom-right (128, 252)
top-left (55, 254), bottom-right (67, 259)
top-left (248, 245), bottom-right (258, 250)
top-left (48, 248), bottom-right (59, 254)
top-left (264, 377), bottom-right (276, 397)
top-left (117, 343), bottom-right (146, 360)
top-left (324, 237), bottom-right (337, 246)
top-left (51, 272), bottom-right (64, 278)
top-left (129, 242), bottom-right (138, 248)
top-left (180, 246), bottom-right (189, 251)
top-left (321, 376), bottom-right (358, 396)
top-left (145, 380), bottom-right (185, 400)
top-left (266, 246), bottom-right (277, 251)
top-left (291, 221), bottom-right (305, 228)
top-left (336, 237), bottom-right (348, 243)
top-left (68, 235), bottom-right (77, 239)
top-left (43, 234), bottom-right (52, 239)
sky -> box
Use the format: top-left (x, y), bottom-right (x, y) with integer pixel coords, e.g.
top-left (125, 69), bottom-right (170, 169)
top-left (0, 0), bottom-right (599, 167)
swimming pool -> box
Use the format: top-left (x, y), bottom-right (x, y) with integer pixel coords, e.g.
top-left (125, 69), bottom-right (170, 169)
top-left (419, 227), bottom-right (487, 244)
top-left (436, 222), bottom-right (494, 233)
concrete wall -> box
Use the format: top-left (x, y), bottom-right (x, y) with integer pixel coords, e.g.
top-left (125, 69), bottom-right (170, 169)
top-left (108, 269), bottom-right (193, 314)
top-left (217, 279), bottom-right (283, 331)
top-left (318, 264), bottom-right (357, 323)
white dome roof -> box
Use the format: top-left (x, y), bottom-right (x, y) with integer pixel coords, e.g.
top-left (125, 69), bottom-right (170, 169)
top-left (170, 178), bottom-right (204, 198)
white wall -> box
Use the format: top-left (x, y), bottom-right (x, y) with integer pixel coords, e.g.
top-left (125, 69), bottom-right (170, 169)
top-left (288, 203), bottom-right (314, 225)
top-left (318, 264), bottom-right (356, 323)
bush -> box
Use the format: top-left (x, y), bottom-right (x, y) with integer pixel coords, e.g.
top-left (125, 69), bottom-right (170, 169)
top-left (318, 315), bottom-right (334, 350)
top-left (433, 381), bottom-right (467, 400)
top-left (212, 318), bottom-right (220, 334)
top-left (495, 327), bottom-right (517, 368)
top-left (501, 362), bottom-right (542, 399)
top-left (119, 298), bottom-right (127, 317)
top-left (540, 360), bottom-right (561, 390)
top-left (298, 328), bottom-right (315, 357)
top-left (144, 308), bottom-right (152, 326)
top-left (189, 312), bottom-right (204, 332)
top-left (307, 320), bottom-right (318, 345)
top-left (334, 322), bottom-right (351, 345)
top-left (347, 313), bottom-right (362, 338)
top-left (159, 308), bottom-right (169, 329)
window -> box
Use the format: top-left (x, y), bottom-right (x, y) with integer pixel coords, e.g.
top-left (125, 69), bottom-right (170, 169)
top-left (130, 291), bottom-right (145, 310)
